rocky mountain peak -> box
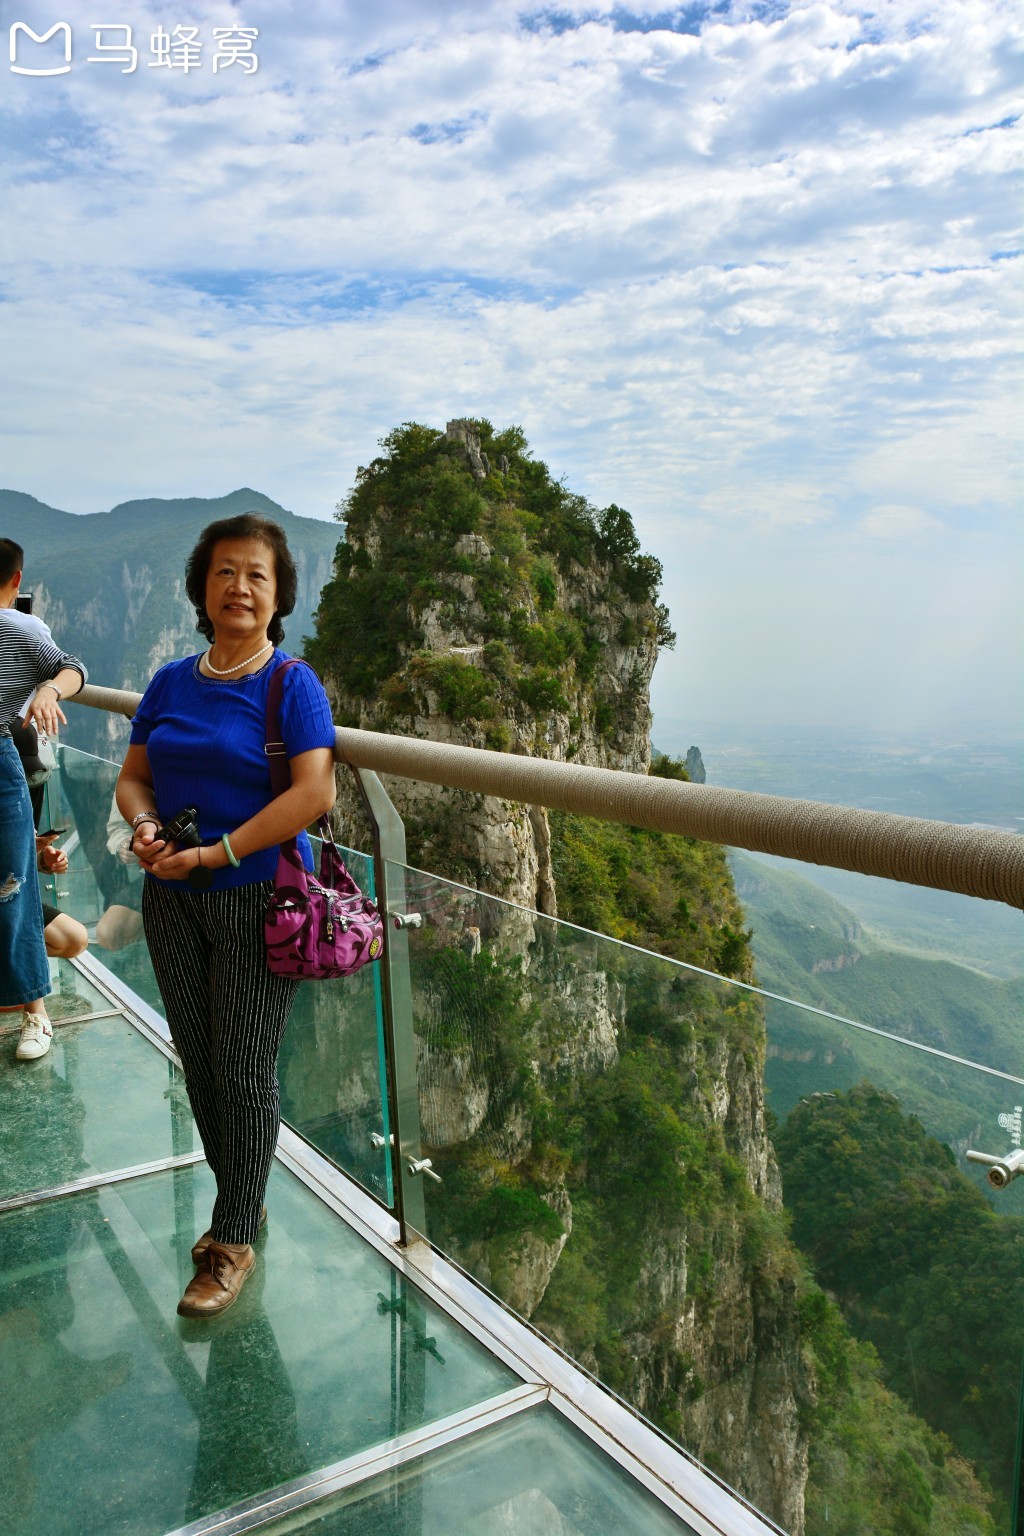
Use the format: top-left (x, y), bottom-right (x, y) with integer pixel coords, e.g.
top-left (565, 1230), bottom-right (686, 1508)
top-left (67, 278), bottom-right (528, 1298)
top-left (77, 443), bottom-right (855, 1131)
top-left (311, 419), bottom-right (675, 911)
top-left (443, 417), bottom-right (508, 480)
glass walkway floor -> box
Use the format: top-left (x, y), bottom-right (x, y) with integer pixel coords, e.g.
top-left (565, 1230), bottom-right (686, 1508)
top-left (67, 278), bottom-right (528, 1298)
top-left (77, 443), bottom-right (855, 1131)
top-left (0, 956), bottom-right (743, 1536)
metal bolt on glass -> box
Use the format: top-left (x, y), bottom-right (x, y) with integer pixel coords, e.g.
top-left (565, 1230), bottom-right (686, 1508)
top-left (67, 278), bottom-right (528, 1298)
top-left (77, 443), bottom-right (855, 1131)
top-left (407, 1157), bottom-right (442, 1183)
top-left (965, 1148), bottom-right (1024, 1189)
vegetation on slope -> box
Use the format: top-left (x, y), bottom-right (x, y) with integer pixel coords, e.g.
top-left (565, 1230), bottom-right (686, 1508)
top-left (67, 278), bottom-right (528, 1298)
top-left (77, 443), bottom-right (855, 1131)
top-left (550, 790), bottom-right (753, 980)
top-left (776, 1084), bottom-right (1024, 1529)
top-left (799, 1300), bottom-right (995, 1536)
top-left (736, 854), bottom-right (1020, 1527)
top-left (417, 934), bottom-right (781, 1409)
top-left (547, 822), bottom-right (998, 1532)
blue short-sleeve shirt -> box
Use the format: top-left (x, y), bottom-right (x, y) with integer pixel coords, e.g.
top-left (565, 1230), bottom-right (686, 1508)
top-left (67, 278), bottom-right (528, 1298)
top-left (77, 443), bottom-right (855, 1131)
top-left (130, 650), bottom-right (335, 891)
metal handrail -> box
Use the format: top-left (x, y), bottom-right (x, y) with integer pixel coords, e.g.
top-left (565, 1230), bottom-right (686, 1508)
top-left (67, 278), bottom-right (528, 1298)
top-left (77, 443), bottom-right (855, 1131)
top-left (73, 682), bottom-right (1024, 909)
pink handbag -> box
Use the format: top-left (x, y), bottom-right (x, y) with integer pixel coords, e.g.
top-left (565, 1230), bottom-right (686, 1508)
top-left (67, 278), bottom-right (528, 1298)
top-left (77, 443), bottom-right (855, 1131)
top-left (263, 660), bottom-right (384, 980)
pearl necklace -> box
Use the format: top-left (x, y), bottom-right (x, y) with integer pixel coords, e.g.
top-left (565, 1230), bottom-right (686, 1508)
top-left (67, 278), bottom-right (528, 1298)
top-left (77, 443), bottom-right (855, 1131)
top-left (205, 642), bottom-right (274, 676)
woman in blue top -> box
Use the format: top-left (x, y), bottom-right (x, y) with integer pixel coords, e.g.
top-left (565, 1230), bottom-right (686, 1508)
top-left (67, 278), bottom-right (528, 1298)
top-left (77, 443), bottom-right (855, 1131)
top-left (116, 514), bottom-right (336, 1319)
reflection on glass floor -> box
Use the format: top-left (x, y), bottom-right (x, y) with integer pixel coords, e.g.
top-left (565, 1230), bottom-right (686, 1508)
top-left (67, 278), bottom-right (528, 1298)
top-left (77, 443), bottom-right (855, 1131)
top-left (253, 1405), bottom-right (697, 1535)
top-left (0, 970), bottom-right (700, 1536)
top-left (0, 1004), bottom-right (196, 1204)
top-left (0, 957), bottom-right (113, 1033)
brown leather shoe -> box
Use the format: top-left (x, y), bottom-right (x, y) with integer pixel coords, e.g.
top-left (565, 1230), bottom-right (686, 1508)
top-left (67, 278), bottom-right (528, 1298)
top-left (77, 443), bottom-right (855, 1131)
top-left (191, 1206), bottom-right (267, 1266)
top-left (176, 1241), bottom-right (255, 1318)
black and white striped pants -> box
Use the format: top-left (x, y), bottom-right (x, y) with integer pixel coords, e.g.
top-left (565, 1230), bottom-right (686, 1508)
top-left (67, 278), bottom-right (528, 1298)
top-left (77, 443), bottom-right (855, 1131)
top-left (142, 878), bottom-right (299, 1246)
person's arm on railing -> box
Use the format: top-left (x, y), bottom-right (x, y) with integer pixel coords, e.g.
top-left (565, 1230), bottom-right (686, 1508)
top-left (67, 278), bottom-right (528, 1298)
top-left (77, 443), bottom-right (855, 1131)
top-left (24, 664), bottom-right (85, 738)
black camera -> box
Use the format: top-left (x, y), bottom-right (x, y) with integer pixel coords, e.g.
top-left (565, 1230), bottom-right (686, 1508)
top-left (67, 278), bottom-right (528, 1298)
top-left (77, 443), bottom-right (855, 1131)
top-left (15, 592), bottom-right (33, 614)
top-left (155, 807), bottom-right (213, 890)
top-left (156, 807), bottom-right (201, 849)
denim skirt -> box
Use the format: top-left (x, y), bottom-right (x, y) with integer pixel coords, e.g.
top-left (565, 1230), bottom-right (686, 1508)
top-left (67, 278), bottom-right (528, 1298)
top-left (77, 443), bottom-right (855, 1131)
top-left (0, 733), bottom-right (50, 1007)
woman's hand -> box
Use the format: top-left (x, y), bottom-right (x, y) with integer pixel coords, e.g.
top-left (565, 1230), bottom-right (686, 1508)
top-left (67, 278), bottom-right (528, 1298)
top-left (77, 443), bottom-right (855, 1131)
top-left (145, 843), bottom-right (191, 881)
top-left (36, 835), bottom-right (68, 875)
top-left (131, 823), bottom-right (169, 872)
top-left (26, 667), bottom-right (82, 737)
top-left (147, 842), bottom-right (226, 882)
top-left (26, 690), bottom-right (67, 737)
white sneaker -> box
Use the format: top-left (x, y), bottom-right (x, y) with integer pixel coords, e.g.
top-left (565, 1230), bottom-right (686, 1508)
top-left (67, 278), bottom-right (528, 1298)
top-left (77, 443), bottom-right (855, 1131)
top-left (16, 1014), bottom-right (53, 1060)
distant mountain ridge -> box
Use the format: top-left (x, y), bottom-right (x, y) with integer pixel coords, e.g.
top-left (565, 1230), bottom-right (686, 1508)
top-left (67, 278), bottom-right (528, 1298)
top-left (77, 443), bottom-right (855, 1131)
top-left (0, 487), bottom-right (340, 759)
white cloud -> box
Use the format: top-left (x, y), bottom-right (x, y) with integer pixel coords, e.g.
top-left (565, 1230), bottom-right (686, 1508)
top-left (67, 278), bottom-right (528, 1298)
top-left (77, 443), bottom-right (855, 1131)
top-left (860, 505), bottom-right (944, 540)
top-left (1, 0), bottom-right (1020, 731)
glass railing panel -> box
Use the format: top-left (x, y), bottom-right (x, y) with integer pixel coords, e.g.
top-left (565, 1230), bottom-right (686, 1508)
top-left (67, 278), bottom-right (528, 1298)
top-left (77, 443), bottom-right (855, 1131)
top-left (253, 1402), bottom-right (699, 1534)
top-left (45, 743), bottom-right (160, 1004)
top-left (0, 1159), bottom-right (519, 1536)
top-left (733, 849), bottom-right (1024, 1284)
top-left (385, 861), bottom-right (1024, 1536)
top-left (278, 836), bottom-right (394, 1209)
top-left (766, 1047), bottom-right (1024, 1536)
top-left (730, 847), bottom-right (1024, 1079)
top-left (729, 849), bottom-right (1024, 1535)
top-left (46, 746), bottom-right (394, 1207)
top-left (0, 1009), bottom-right (196, 1202)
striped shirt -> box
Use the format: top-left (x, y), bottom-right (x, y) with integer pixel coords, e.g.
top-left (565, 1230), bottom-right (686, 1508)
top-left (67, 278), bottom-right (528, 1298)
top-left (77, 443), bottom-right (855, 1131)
top-left (0, 609), bottom-right (87, 733)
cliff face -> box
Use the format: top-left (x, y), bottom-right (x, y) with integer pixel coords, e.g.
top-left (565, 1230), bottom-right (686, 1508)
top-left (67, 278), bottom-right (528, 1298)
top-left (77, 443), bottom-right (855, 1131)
top-left (635, 1038), bottom-right (805, 1532)
top-left (311, 421), bottom-right (811, 1532)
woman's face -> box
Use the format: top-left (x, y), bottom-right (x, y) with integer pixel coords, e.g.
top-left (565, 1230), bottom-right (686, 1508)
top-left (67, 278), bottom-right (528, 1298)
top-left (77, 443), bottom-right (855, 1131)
top-left (204, 538), bottom-right (278, 648)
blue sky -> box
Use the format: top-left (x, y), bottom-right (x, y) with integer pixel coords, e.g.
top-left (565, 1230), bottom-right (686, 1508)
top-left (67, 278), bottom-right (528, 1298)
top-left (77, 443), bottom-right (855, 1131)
top-left (1, 0), bottom-right (1021, 735)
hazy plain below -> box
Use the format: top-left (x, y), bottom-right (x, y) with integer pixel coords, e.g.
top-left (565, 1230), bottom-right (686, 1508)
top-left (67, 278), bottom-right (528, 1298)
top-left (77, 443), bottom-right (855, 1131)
top-left (653, 720), bottom-right (1024, 980)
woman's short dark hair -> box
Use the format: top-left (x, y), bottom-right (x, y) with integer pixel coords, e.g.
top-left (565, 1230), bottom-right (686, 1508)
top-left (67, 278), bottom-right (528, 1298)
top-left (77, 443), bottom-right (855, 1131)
top-left (185, 513), bottom-right (297, 646)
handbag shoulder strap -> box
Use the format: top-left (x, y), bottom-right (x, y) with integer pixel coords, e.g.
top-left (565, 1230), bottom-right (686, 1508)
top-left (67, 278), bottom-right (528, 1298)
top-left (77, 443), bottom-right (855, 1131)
top-left (265, 660), bottom-right (333, 843)
top-left (265, 656), bottom-right (317, 797)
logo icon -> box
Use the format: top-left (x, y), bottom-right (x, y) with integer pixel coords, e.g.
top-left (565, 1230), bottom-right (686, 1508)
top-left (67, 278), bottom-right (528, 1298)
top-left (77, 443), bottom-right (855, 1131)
top-left (998, 1107), bottom-right (1022, 1147)
top-left (10, 20), bottom-right (72, 75)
